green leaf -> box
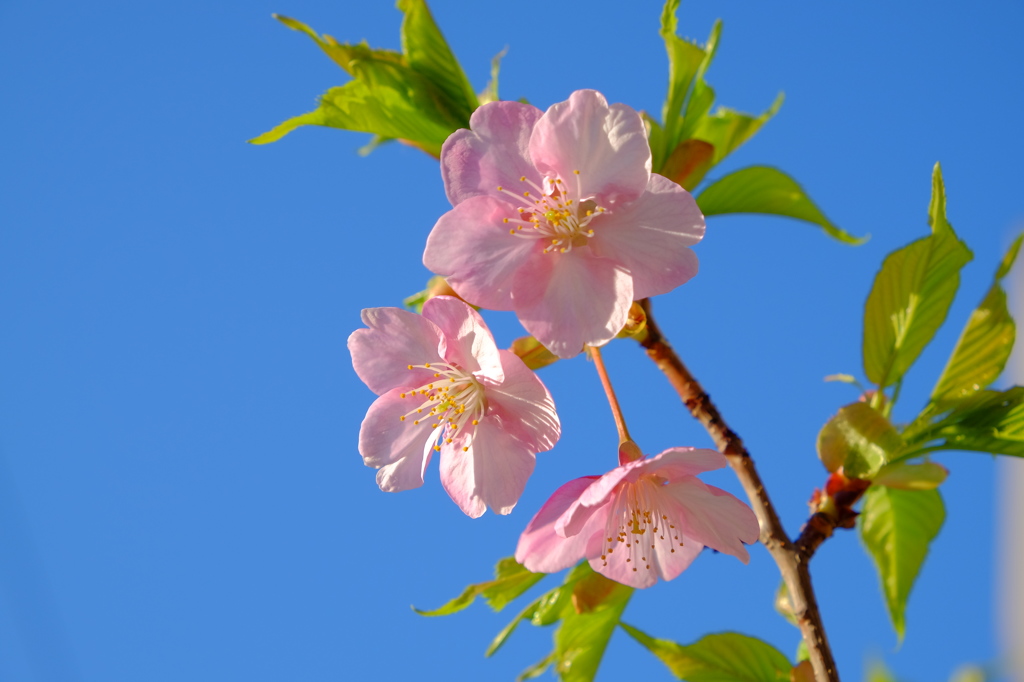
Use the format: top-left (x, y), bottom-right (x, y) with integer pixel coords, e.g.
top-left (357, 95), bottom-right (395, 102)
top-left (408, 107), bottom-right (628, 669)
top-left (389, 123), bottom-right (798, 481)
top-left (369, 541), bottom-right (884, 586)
top-left (929, 233), bottom-right (1021, 407)
top-left (479, 47), bottom-right (507, 105)
top-left (696, 166), bottom-right (866, 244)
top-left (909, 387), bottom-right (1024, 458)
top-left (486, 595), bottom-right (543, 657)
top-left (866, 659), bottom-right (899, 682)
top-left (396, 0), bottom-right (477, 117)
top-left (256, 5), bottom-right (475, 154)
top-left (692, 92), bottom-right (784, 169)
top-left (621, 625), bottom-right (791, 681)
top-left (518, 652), bottom-right (556, 681)
top-left (859, 486), bottom-right (945, 640)
top-left (414, 556), bottom-right (545, 616)
top-left (554, 570), bottom-right (633, 682)
top-left (862, 164), bottom-right (973, 389)
top-left (249, 76), bottom-right (455, 157)
top-left (872, 461), bottom-right (948, 491)
top-left (816, 402), bottom-right (904, 478)
top-left (658, 0), bottom-right (710, 163)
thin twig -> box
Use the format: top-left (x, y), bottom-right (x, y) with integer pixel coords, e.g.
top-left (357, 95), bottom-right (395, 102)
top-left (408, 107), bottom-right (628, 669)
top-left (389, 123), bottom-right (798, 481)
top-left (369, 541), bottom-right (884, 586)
top-left (636, 299), bottom-right (840, 682)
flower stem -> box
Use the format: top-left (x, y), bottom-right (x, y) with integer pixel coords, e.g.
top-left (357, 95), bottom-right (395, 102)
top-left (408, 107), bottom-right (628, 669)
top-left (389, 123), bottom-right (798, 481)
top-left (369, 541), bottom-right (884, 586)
top-left (636, 299), bottom-right (841, 682)
top-left (588, 345), bottom-right (641, 463)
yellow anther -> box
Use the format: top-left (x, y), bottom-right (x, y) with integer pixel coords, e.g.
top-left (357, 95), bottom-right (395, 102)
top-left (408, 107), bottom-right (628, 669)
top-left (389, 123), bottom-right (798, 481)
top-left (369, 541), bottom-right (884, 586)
top-left (509, 229), bottom-right (515, 234)
top-left (523, 191), bottom-right (530, 197)
top-left (399, 416), bottom-right (406, 421)
top-left (497, 186), bottom-right (503, 191)
top-left (407, 364), bottom-right (413, 370)
top-left (520, 176), bottom-right (526, 181)
top-left (462, 447), bottom-right (469, 452)
top-left (573, 169), bottom-right (580, 175)
top-left (503, 218), bottom-right (509, 223)
top-left (413, 420), bottom-right (420, 425)
top-left (472, 419), bottom-right (479, 425)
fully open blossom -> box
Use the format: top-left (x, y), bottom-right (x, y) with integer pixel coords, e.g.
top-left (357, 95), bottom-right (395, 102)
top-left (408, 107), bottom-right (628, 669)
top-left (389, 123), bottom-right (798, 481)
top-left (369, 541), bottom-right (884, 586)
top-left (349, 296), bottom-right (560, 517)
top-left (515, 447), bottom-right (759, 588)
top-left (423, 89), bottom-right (705, 359)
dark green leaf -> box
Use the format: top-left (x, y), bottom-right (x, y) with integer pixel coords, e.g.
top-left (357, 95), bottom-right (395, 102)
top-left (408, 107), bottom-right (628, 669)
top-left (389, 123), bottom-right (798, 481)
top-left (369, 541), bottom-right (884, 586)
top-left (816, 402), bottom-right (903, 478)
top-left (929, 234), bottom-right (1022, 406)
top-left (621, 624), bottom-right (791, 681)
top-left (862, 164), bottom-right (973, 389)
top-left (859, 486), bottom-right (945, 640)
top-left (696, 166), bottom-right (866, 244)
top-left (414, 556), bottom-right (545, 616)
top-left (397, 0), bottom-right (477, 117)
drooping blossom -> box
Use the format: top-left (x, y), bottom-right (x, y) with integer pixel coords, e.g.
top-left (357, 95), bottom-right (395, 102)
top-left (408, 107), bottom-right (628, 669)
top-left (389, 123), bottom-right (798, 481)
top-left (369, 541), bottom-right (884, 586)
top-left (515, 447), bottom-right (759, 588)
top-left (423, 89), bottom-right (705, 359)
top-left (348, 296), bottom-right (560, 517)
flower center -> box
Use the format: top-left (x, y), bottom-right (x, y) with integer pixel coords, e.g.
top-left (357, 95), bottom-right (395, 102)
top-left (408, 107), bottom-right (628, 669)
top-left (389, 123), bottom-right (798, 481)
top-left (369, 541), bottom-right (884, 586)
top-left (599, 475), bottom-right (684, 574)
top-left (497, 171), bottom-right (607, 254)
top-left (397, 361), bottom-right (487, 453)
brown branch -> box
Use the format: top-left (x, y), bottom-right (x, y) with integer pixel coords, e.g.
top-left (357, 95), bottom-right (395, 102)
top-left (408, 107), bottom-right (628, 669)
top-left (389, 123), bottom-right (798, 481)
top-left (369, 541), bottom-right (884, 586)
top-left (637, 299), bottom-right (841, 682)
top-left (795, 475), bottom-right (871, 560)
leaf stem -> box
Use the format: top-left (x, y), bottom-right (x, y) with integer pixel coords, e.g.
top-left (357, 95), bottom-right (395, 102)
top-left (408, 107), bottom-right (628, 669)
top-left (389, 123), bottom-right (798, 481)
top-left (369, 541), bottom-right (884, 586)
top-left (636, 299), bottom-right (841, 682)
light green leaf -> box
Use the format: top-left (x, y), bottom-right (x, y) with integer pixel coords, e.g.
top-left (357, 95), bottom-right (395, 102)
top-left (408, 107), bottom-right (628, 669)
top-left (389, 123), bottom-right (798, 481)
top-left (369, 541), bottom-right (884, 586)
top-left (859, 486), bottom-right (945, 640)
top-left (554, 570), bottom-right (633, 682)
top-left (816, 402), bottom-right (903, 478)
top-left (872, 461), bottom-right (948, 491)
top-left (621, 625), bottom-right (791, 682)
top-left (862, 164), bottom-right (973, 389)
top-left (397, 0), bottom-right (477, 117)
top-left (518, 652), bottom-right (556, 681)
top-left (414, 556), bottom-right (545, 616)
top-left (696, 166), bottom-right (866, 244)
top-left (479, 47), bottom-right (507, 105)
top-left (658, 0), bottom-right (710, 163)
top-left (866, 659), bottom-right (899, 682)
top-left (271, 14), bottom-right (405, 75)
top-left (692, 92), bottom-right (784, 169)
top-left (510, 335), bottom-right (560, 371)
top-left (915, 387), bottom-right (1024, 458)
top-left (929, 233), bottom-right (1022, 407)
top-left (486, 595), bottom-right (543, 657)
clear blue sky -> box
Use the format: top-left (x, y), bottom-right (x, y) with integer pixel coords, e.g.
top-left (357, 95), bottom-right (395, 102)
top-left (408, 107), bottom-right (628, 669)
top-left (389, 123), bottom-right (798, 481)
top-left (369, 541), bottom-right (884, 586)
top-left (1, 1), bottom-right (1022, 680)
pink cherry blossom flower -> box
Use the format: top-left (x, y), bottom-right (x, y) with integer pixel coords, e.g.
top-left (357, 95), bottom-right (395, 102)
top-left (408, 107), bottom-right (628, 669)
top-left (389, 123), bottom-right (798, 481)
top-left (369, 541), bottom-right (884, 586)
top-left (515, 447), bottom-right (759, 589)
top-left (348, 296), bottom-right (560, 517)
top-left (423, 89), bottom-right (705, 359)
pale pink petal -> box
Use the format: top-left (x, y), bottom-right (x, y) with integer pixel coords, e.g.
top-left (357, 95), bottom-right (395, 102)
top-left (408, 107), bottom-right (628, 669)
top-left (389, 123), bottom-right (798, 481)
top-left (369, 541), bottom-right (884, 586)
top-left (642, 447), bottom-right (727, 480)
top-left (516, 476), bottom-right (605, 574)
top-left (529, 90), bottom-right (650, 205)
top-left (424, 195), bottom-right (541, 311)
top-left (595, 506), bottom-right (703, 589)
top-left (555, 460), bottom-right (640, 537)
top-left (438, 419), bottom-right (536, 517)
top-left (665, 479), bottom-right (760, 563)
top-left (358, 389), bottom-right (438, 491)
top-left (588, 174), bottom-right (705, 299)
top-left (483, 350), bottom-right (560, 452)
top-left (349, 308), bottom-right (445, 394)
top-left (421, 296), bottom-right (503, 381)
top-left (441, 101), bottom-right (545, 206)
top-left (514, 248), bottom-right (633, 358)
top-left (647, 531), bottom-right (704, 584)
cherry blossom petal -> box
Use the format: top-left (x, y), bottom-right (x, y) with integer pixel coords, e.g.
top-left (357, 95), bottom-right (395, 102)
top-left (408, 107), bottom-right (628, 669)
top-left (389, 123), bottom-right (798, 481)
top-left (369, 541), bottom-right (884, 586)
top-left (597, 516), bottom-right (703, 590)
top-left (555, 463), bottom-right (636, 537)
top-left (516, 476), bottom-right (604, 574)
top-left (441, 101), bottom-right (545, 206)
top-left (438, 419), bottom-right (537, 518)
top-left (665, 478), bottom-right (760, 563)
top-left (642, 447), bottom-right (727, 480)
top-left (514, 248), bottom-right (633, 358)
top-left (424, 195), bottom-right (540, 311)
top-left (349, 308), bottom-right (445, 394)
top-left (588, 174), bottom-right (705, 299)
top-left (358, 388), bottom-right (438, 490)
top-left (529, 90), bottom-right (650, 205)
top-left (421, 296), bottom-right (503, 381)
top-left (484, 350), bottom-right (560, 452)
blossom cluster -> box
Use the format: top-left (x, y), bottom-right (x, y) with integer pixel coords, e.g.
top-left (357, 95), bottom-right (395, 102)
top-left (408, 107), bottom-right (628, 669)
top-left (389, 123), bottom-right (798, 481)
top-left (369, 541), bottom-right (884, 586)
top-left (348, 90), bottom-right (758, 588)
